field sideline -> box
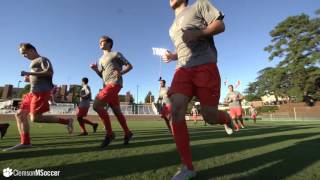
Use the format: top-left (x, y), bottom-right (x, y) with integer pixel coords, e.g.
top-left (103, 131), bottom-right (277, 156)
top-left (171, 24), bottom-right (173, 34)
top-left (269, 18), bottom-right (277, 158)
top-left (0, 119), bottom-right (320, 179)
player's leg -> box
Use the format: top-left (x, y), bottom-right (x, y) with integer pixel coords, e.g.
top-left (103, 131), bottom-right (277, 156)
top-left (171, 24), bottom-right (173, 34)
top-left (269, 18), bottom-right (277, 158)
top-left (28, 92), bottom-right (73, 133)
top-left (229, 109), bottom-right (240, 131)
top-left (93, 85), bottom-right (117, 148)
top-left (76, 106), bottom-right (93, 135)
top-left (3, 109), bottom-right (31, 151)
top-left (111, 105), bottom-right (133, 145)
top-left (237, 108), bottom-right (245, 128)
top-left (170, 93), bottom-right (193, 171)
top-left (194, 63), bottom-right (233, 135)
top-left (3, 93), bottom-right (33, 151)
top-left (161, 104), bottom-right (172, 133)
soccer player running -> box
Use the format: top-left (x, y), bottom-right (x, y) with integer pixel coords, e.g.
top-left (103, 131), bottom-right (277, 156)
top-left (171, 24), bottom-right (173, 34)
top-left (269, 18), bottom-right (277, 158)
top-left (0, 123), bottom-right (9, 139)
top-left (249, 104), bottom-right (257, 123)
top-left (157, 79), bottom-right (172, 133)
top-left (191, 106), bottom-right (198, 124)
top-left (76, 77), bottom-right (98, 136)
top-left (90, 35), bottom-right (133, 148)
top-left (225, 85), bottom-right (245, 131)
top-left (3, 43), bottom-right (73, 151)
top-left (163, 0), bottom-right (233, 179)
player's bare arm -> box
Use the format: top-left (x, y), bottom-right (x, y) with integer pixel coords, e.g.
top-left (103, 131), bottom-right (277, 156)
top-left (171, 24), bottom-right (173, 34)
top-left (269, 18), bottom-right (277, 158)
top-left (21, 70), bottom-right (52, 77)
top-left (90, 63), bottom-right (102, 78)
top-left (182, 20), bottom-right (225, 43)
top-left (162, 50), bottom-right (178, 63)
top-left (120, 63), bottom-right (133, 75)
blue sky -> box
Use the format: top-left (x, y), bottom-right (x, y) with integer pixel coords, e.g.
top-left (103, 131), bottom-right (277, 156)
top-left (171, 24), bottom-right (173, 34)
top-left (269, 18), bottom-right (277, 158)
top-left (0, 0), bottom-right (319, 103)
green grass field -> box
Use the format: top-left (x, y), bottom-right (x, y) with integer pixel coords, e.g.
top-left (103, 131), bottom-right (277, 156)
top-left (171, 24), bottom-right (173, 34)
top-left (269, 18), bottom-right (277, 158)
top-left (1, 119), bottom-right (320, 180)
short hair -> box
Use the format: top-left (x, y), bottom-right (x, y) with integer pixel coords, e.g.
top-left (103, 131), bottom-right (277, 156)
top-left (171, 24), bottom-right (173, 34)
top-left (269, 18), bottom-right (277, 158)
top-left (160, 79), bottom-right (166, 85)
top-left (100, 35), bottom-right (113, 49)
top-left (19, 43), bottom-right (37, 52)
top-left (82, 77), bottom-right (89, 84)
top-left (228, 85), bottom-right (233, 88)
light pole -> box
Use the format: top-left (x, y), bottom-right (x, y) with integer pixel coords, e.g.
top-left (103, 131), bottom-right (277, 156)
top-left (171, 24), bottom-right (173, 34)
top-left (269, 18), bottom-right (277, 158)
top-left (17, 80), bottom-right (22, 88)
top-left (136, 85), bottom-right (139, 104)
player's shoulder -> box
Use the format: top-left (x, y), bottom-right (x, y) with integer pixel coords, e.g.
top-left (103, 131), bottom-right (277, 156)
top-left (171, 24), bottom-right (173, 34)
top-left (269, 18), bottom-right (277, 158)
top-left (39, 56), bottom-right (51, 63)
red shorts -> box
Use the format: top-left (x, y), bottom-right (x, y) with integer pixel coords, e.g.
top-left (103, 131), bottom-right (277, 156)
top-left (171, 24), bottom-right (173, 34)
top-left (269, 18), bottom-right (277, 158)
top-left (192, 115), bottom-right (197, 120)
top-left (96, 83), bottom-right (121, 107)
top-left (161, 104), bottom-right (171, 118)
top-left (229, 107), bottom-right (243, 119)
top-left (168, 63), bottom-right (220, 106)
top-left (76, 107), bottom-right (89, 117)
top-left (251, 114), bottom-right (257, 119)
top-left (20, 91), bottom-right (51, 114)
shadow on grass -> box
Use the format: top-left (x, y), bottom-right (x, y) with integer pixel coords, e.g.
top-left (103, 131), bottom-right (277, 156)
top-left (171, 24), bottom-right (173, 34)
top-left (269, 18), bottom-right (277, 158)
top-left (16, 132), bottom-right (319, 179)
top-left (1, 124), bottom-right (318, 161)
top-left (197, 137), bottom-right (320, 180)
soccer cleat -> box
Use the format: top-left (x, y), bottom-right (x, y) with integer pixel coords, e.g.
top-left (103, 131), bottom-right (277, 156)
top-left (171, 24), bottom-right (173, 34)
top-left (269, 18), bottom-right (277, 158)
top-left (93, 123), bottom-right (98, 133)
top-left (67, 118), bottom-right (74, 134)
top-left (223, 113), bottom-right (233, 135)
top-left (224, 124), bottom-right (233, 135)
top-left (123, 131), bottom-right (133, 145)
top-left (171, 166), bottom-right (196, 180)
top-left (3, 144), bottom-right (32, 152)
top-left (0, 123), bottom-right (10, 139)
top-left (100, 132), bottom-right (115, 148)
top-left (78, 132), bottom-right (88, 136)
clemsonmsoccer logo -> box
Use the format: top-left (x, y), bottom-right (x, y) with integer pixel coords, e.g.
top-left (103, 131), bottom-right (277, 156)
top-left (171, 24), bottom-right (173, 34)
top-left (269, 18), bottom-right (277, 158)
top-left (3, 168), bottom-right (13, 177)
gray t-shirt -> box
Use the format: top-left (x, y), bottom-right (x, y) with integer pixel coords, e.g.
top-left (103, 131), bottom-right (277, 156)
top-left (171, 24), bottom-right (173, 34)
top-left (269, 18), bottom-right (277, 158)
top-left (29, 57), bottom-right (54, 93)
top-left (98, 52), bottom-right (130, 86)
top-left (225, 91), bottom-right (242, 108)
top-left (169, 0), bottom-right (224, 68)
top-left (158, 87), bottom-right (170, 105)
top-left (78, 85), bottom-right (91, 108)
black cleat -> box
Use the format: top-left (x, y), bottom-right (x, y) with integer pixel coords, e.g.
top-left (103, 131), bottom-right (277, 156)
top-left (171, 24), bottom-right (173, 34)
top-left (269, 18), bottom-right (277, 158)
top-left (124, 131), bottom-right (133, 145)
top-left (78, 132), bottom-right (88, 136)
top-left (100, 132), bottom-right (115, 148)
top-left (93, 124), bottom-right (98, 133)
top-left (0, 123), bottom-right (10, 139)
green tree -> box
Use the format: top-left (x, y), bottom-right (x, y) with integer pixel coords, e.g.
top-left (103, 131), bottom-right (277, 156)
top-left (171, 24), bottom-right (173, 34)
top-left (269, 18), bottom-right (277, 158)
top-left (246, 9), bottom-right (320, 102)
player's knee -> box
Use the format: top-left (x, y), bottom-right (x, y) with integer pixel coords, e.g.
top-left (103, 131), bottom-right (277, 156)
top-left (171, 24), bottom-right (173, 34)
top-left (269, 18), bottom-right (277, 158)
top-left (202, 108), bottom-right (218, 125)
top-left (15, 110), bottom-right (27, 121)
top-left (93, 103), bottom-right (101, 112)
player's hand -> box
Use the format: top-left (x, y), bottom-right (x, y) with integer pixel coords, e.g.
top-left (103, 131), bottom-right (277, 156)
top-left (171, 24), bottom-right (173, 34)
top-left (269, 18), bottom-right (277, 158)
top-left (162, 50), bottom-right (174, 63)
top-left (24, 75), bottom-right (30, 82)
top-left (21, 71), bottom-right (30, 76)
top-left (90, 62), bottom-right (98, 71)
top-left (181, 29), bottom-right (202, 43)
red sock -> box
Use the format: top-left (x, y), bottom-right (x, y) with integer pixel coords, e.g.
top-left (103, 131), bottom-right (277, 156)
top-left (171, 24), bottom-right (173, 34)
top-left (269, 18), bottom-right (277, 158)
top-left (239, 118), bottom-right (245, 126)
top-left (58, 118), bottom-right (69, 125)
top-left (218, 111), bottom-right (230, 125)
top-left (83, 119), bottom-right (95, 126)
top-left (20, 132), bottom-right (31, 145)
top-left (164, 118), bottom-right (172, 132)
top-left (115, 113), bottom-right (130, 136)
top-left (172, 120), bottom-right (194, 170)
top-left (97, 109), bottom-right (113, 136)
top-left (77, 118), bottom-right (87, 132)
